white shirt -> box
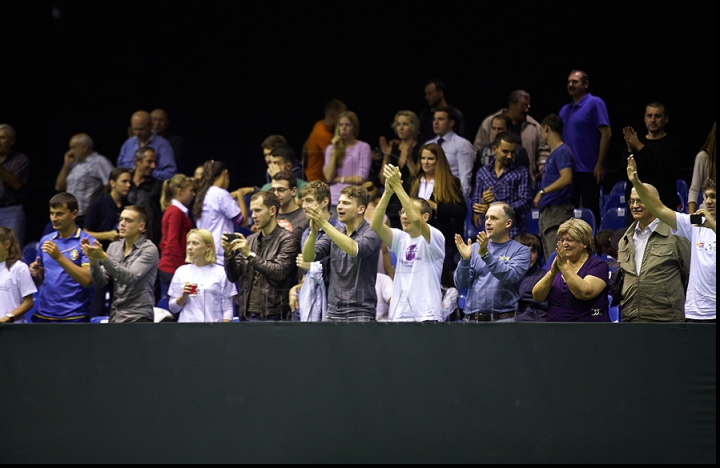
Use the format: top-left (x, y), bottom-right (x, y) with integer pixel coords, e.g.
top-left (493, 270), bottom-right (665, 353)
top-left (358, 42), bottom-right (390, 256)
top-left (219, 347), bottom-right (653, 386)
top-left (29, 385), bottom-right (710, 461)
top-left (196, 186), bottom-right (241, 265)
top-left (417, 177), bottom-right (435, 200)
top-left (168, 263), bottom-right (237, 322)
top-left (426, 131), bottom-right (475, 198)
top-left (375, 273), bottom-right (393, 321)
top-left (0, 260), bottom-right (37, 321)
top-left (633, 218), bottom-right (660, 276)
top-left (673, 213), bottom-right (716, 319)
top-left (388, 225), bottom-right (445, 321)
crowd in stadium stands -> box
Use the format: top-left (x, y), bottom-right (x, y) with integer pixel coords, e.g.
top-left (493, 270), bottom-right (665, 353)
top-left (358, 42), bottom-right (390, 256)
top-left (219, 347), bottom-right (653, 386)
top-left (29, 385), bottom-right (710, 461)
top-left (0, 71), bottom-right (716, 324)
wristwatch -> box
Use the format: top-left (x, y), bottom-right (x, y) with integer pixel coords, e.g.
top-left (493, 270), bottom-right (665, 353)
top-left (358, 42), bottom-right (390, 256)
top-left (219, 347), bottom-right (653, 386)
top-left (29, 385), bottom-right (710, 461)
top-left (247, 252), bottom-right (257, 262)
top-left (6, 314), bottom-right (14, 323)
top-left (539, 189), bottom-right (546, 195)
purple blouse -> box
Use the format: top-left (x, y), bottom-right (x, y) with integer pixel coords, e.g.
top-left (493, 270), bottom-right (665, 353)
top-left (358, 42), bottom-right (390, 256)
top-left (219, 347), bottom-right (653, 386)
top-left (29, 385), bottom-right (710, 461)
top-left (546, 254), bottom-right (610, 322)
top-left (324, 141), bottom-right (372, 205)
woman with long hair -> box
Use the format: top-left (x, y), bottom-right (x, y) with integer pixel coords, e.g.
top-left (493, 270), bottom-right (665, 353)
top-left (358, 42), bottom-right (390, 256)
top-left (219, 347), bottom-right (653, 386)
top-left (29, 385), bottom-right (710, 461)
top-left (193, 160), bottom-right (250, 265)
top-left (0, 226), bottom-right (36, 323)
top-left (379, 110), bottom-right (421, 229)
top-left (158, 174), bottom-right (196, 297)
top-left (689, 122), bottom-right (716, 213)
top-left (323, 111), bottom-right (372, 211)
top-left (168, 229), bottom-right (237, 322)
top-left (410, 143), bottom-right (467, 286)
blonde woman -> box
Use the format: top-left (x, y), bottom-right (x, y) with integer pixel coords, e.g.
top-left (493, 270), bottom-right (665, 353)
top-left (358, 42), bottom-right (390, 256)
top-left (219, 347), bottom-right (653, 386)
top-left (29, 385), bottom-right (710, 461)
top-left (323, 111), bottom-right (372, 210)
top-left (168, 229), bottom-right (237, 322)
top-left (379, 110), bottom-right (421, 228)
top-left (532, 218), bottom-right (610, 322)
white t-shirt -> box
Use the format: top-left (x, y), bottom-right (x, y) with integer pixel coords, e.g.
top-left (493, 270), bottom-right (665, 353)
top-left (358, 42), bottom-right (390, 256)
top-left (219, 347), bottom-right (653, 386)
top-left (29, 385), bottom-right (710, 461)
top-left (674, 213), bottom-right (716, 319)
top-left (388, 225), bottom-right (445, 321)
top-left (0, 260), bottom-right (37, 321)
top-left (196, 186), bottom-right (241, 265)
top-left (168, 263), bottom-right (237, 322)
top-left (375, 273), bottom-right (393, 321)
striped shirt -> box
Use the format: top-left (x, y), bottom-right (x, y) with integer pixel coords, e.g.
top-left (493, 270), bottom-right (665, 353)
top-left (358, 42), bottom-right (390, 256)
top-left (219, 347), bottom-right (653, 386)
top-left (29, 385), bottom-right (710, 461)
top-left (66, 152), bottom-right (115, 216)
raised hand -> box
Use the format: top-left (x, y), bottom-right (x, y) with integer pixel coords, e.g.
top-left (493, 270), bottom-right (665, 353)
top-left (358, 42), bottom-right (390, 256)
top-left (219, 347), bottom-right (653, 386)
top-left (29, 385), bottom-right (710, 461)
top-left (476, 231), bottom-right (489, 257)
top-left (454, 233), bottom-right (473, 260)
top-left (482, 187), bottom-right (494, 204)
top-left (626, 155), bottom-right (639, 184)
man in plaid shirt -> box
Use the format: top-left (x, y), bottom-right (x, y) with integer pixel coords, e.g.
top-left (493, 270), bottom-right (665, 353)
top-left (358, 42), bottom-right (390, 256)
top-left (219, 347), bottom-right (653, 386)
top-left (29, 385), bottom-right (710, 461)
top-left (471, 132), bottom-right (533, 238)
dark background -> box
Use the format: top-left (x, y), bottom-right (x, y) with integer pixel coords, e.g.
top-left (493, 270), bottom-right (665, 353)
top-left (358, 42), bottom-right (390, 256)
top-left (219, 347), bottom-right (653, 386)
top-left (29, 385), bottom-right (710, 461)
top-left (2, 2), bottom-right (716, 242)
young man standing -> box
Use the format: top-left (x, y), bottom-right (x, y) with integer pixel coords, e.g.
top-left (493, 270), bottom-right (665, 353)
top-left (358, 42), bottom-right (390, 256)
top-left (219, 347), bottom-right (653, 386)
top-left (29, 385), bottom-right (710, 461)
top-left (535, 114), bottom-right (575, 263)
top-left (222, 191), bottom-right (299, 321)
top-left (303, 185), bottom-right (381, 322)
top-left (29, 192), bottom-right (94, 322)
top-left (82, 205), bottom-right (159, 323)
top-left (270, 170), bottom-right (309, 245)
top-left (370, 164), bottom-right (445, 322)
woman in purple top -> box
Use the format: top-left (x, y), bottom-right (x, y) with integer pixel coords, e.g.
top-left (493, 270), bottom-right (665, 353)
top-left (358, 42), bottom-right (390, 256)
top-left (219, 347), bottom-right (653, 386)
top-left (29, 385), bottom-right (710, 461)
top-left (323, 111), bottom-right (372, 208)
top-left (532, 218), bottom-right (609, 322)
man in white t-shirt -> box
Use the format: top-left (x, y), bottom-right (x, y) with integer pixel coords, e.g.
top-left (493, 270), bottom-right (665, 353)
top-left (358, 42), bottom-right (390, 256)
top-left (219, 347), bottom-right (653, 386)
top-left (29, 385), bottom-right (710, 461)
top-left (627, 156), bottom-right (716, 322)
top-left (370, 163), bottom-right (445, 322)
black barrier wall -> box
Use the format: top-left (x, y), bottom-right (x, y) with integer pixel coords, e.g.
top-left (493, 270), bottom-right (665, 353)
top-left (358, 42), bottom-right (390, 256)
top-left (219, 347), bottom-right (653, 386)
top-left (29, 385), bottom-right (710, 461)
top-left (0, 323), bottom-right (715, 464)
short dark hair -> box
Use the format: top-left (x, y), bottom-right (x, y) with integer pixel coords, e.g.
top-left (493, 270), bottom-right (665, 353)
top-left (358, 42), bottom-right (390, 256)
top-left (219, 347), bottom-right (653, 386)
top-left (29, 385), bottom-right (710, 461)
top-left (541, 114), bottom-right (564, 134)
top-left (425, 79), bottom-right (446, 94)
top-left (261, 134), bottom-right (287, 150)
top-left (493, 131), bottom-right (519, 148)
top-left (251, 190), bottom-right (280, 215)
top-left (272, 170), bottom-right (297, 189)
top-left (340, 185), bottom-right (369, 210)
top-left (434, 106), bottom-right (457, 123)
top-left (570, 69), bottom-right (589, 84)
top-left (492, 113), bottom-right (513, 130)
top-left (412, 197), bottom-right (432, 216)
top-left (646, 101), bottom-right (668, 116)
top-left (49, 192), bottom-right (79, 212)
top-left (269, 144), bottom-right (296, 165)
top-left (514, 232), bottom-right (540, 252)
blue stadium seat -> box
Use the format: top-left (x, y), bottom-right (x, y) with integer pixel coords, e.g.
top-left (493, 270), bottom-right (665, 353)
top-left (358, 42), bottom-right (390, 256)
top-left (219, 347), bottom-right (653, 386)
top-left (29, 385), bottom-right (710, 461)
top-left (90, 316), bottom-right (110, 323)
top-left (599, 207), bottom-right (628, 232)
top-left (608, 295), bottom-right (621, 323)
top-left (464, 198), bottom-right (478, 240)
top-left (21, 241), bottom-right (39, 265)
top-left (601, 181), bottom-right (626, 214)
top-left (526, 208), bottom-right (540, 237)
top-left (676, 179), bottom-right (689, 213)
top-left (573, 208), bottom-right (596, 235)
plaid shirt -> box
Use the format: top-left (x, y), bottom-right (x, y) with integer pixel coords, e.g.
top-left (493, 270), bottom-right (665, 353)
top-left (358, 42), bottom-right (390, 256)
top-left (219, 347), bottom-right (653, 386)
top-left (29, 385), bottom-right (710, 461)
top-left (472, 159), bottom-right (533, 238)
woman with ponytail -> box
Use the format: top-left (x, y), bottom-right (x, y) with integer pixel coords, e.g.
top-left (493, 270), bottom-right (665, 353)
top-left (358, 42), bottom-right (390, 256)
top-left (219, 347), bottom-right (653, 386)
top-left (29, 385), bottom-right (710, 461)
top-left (158, 174), bottom-right (195, 296)
top-left (193, 160), bottom-right (250, 265)
top-left (0, 226), bottom-right (36, 323)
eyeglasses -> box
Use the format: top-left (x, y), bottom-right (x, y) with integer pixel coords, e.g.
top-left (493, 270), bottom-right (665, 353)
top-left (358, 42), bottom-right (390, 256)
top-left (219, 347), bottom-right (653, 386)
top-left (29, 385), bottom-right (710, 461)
top-left (628, 199), bottom-right (644, 206)
top-left (269, 187), bottom-right (290, 194)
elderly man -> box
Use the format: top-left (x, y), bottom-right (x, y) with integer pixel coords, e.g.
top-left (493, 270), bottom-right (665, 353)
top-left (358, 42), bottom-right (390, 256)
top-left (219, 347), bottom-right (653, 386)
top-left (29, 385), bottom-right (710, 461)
top-left (117, 110), bottom-right (177, 180)
top-left (54, 133), bottom-right (114, 226)
top-left (616, 183), bottom-right (690, 322)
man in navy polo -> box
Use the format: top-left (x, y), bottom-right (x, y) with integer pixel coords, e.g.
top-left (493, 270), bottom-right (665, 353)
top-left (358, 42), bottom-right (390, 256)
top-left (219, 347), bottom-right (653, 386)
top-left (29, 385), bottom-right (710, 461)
top-left (29, 192), bottom-right (95, 322)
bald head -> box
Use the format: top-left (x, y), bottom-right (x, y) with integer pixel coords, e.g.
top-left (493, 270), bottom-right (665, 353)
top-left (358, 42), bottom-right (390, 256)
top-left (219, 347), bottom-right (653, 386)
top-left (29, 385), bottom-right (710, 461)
top-left (150, 108), bottom-right (170, 135)
top-left (130, 111), bottom-right (152, 143)
top-left (631, 183), bottom-right (660, 200)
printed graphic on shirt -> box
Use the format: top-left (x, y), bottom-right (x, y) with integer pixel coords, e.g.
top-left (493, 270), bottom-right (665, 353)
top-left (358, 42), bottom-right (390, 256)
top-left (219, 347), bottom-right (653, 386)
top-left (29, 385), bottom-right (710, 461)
top-left (402, 244), bottom-right (421, 266)
top-left (277, 219), bottom-right (293, 232)
top-left (696, 240), bottom-right (716, 254)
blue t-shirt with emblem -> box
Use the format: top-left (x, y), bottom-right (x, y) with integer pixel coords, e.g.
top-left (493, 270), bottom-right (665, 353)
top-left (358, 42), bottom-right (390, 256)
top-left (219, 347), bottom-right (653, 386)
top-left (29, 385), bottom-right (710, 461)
top-left (35, 228), bottom-right (95, 320)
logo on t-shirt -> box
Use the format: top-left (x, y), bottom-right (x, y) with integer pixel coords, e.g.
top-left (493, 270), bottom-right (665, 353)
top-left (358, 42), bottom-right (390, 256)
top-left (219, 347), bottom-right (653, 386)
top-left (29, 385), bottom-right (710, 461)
top-left (697, 241), bottom-right (716, 254)
top-left (70, 249), bottom-right (79, 261)
top-left (404, 244), bottom-right (418, 262)
top-left (277, 219), bottom-right (293, 232)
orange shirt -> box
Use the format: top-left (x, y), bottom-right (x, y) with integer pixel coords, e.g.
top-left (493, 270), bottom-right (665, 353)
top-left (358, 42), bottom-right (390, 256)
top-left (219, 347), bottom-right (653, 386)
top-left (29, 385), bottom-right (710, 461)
top-left (304, 120), bottom-right (334, 181)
